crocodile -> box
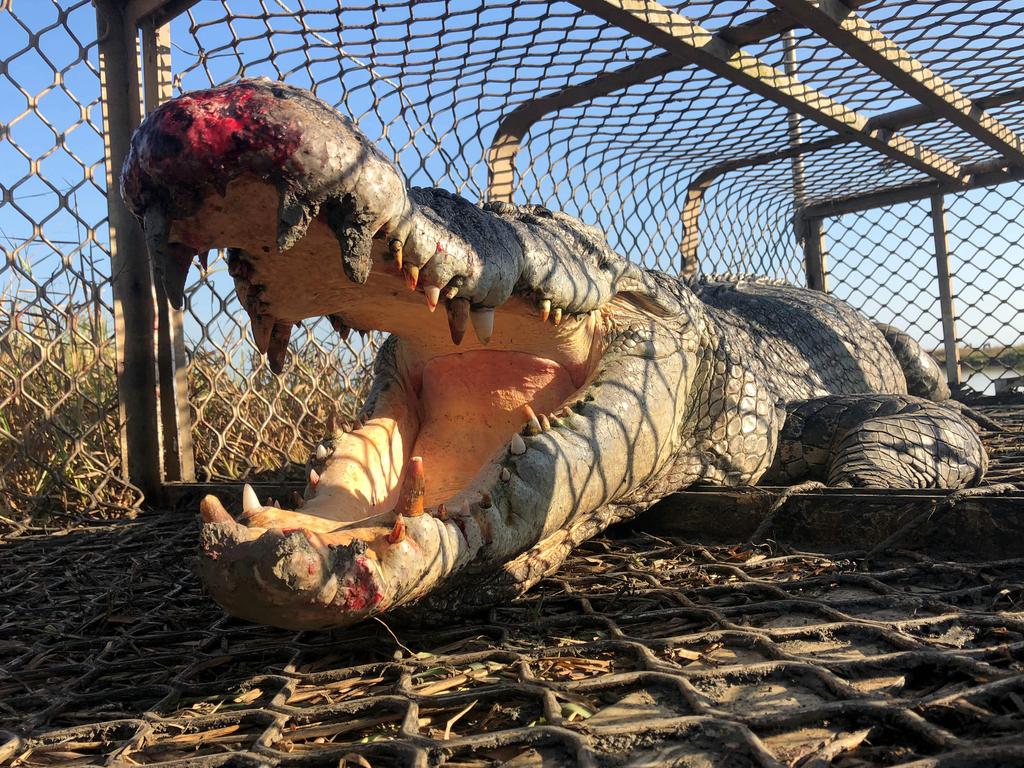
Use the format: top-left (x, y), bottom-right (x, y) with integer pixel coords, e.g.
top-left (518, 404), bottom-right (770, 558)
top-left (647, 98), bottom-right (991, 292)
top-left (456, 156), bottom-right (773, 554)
top-left (122, 79), bottom-right (987, 630)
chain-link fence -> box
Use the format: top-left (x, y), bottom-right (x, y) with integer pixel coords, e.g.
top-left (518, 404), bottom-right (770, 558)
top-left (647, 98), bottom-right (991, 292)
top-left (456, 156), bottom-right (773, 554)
top-left (2, 0), bottom-right (1024, 525)
top-left (827, 182), bottom-right (1024, 398)
top-left (0, 1), bottom-right (138, 524)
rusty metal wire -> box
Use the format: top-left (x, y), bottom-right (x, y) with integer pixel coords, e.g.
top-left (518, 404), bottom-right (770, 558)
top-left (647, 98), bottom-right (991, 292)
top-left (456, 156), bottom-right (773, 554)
top-left (0, 408), bottom-right (1021, 766)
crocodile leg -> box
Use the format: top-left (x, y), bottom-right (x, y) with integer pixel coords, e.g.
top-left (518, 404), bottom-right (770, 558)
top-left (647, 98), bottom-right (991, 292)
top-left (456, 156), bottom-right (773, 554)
top-left (762, 395), bottom-right (988, 489)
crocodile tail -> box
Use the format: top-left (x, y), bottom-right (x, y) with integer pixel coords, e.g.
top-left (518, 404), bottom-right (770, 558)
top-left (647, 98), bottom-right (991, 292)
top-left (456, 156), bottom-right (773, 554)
top-left (875, 323), bottom-right (951, 402)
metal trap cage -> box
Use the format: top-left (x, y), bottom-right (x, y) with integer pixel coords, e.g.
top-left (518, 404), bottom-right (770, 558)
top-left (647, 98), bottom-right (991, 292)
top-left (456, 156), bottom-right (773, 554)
top-left (2, 0), bottom-right (1024, 764)
top-left (2, 0), bottom-right (1024, 514)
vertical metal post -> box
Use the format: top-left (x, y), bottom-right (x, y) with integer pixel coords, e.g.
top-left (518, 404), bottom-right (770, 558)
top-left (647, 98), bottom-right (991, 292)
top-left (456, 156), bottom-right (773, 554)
top-left (782, 29), bottom-right (828, 292)
top-left (142, 18), bottom-right (195, 482)
top-left (96, 0), bottom-right (162, 498)
top-left (783, 31), bottom-right (808, 215)
top-left (801, 215), bottom-right (829, 293)
top-left (679, 179), bottom-right (709, 279)
top-left (930, 194), bottom-right (962, 387)
top-left (486, 135), bottom-right (518, 203)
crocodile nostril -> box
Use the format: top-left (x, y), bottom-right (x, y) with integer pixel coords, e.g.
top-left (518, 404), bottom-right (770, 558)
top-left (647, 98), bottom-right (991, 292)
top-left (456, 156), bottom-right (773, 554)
top-left (267, 531), bottom-right (330, 592)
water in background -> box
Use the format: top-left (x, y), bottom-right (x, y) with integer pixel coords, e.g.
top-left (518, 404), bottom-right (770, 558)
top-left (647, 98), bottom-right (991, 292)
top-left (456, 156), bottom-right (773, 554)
top-left (962, 366), bottom-right (1024, 396)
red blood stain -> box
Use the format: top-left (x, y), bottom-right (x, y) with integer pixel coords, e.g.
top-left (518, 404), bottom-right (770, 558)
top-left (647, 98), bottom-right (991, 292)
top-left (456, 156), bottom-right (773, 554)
top-left (341, 555), bottom-right (384, 612)
top-left (123, 82), bottom-right (302, 208)
top-left (152, 85), bottom-right (297, 165)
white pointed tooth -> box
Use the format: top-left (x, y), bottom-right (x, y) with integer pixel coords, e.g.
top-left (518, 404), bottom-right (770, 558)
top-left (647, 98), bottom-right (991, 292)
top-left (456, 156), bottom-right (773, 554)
top-left (315, 444), bottom-right (328, 461)
top-left (309, 468), bottom-right (320, 488)
top-left (500, 467), bottom-right (511, 482)
top-left (510, 433), bottom-right (526, 455)
top-left (423, 284), bottom-right (441, 312)
top-left (242, 483), bottom-right (261, 514)
top-left (471, 307), bottom-right (494, 345)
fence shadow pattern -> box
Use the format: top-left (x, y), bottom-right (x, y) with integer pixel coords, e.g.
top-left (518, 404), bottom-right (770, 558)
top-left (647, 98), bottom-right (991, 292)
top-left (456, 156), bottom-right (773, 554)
top-left (1, 511), bottom-right (1023, 766)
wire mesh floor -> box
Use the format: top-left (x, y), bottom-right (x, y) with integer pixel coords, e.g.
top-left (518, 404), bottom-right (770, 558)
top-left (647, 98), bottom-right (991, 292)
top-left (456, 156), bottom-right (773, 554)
top-left (1, 409), bottom-right (1023, 767)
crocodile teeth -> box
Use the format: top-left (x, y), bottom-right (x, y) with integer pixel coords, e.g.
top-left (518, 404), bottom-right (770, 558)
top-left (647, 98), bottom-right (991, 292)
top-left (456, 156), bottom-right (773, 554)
top-left (226, 250), bottom-right (251, 280)
top-left (539, 299), bottom-right (551, 323)
top-left (423, 284), bottom-right (440, 312)
top-left (249, 313), bottom-right (274, 355)
top-left (397, 456), bottom-right (425, 517)
top-left (165, 246), bottom-right (196, 309)
top-left (522, 405), bottom-right (542, 436)
top-left (471, 308), bottom-right (494, 345)
top-left (290, 491), bottom-right (305, 509)
top-left (388, 238), bottom-right (403, 270)
top-left (143, 206), bottom-right (179, 307)
top-left (315, 444), bottom-right (329, 461)
top-left (267, 322), bottom-right (292, 374)
top-left (447, 298), bottom-right (470, 345)
top-left (200, 495), bottom-right (233, 524)
top-left (539, 414), bottom-right (551, 432)
top-left (443, 285), bottom-right (459, 300)
top-left (309, 468), bottom-right (320, 489)
top-left (242, 483), bottom-right (261, 515)
top-left (510, 433), bottom-right (526, 455)
top-left (434, 502), bottom-right (448, 521)
top-left (404, 264), bottom-right (419, 291)
top-left (500, 467), bottom-right (511, 482)
top-left (387, 515), bottom-right (406, 544)
top-left (552, 307), bottom-right (563, 326)
top-left (277, 194), bottom-right (313, 251)
top-left (327, 314), bottom-right (350, 341)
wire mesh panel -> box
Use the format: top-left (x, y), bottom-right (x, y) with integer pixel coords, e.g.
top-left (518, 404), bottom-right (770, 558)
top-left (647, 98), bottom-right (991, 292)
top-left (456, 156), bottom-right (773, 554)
top-left (825, 183), bottom-right (1024, 396)
top-left (2, 0), bottom-right (1024, 760)
top-left (0, 0), bottom-right (141, 524)
top-left (945, 182), bottom-right (1024, 395)
top-left (2, 0), bottom-right (1024, 524)
top-left (826, 200), bottom-right (944, 356)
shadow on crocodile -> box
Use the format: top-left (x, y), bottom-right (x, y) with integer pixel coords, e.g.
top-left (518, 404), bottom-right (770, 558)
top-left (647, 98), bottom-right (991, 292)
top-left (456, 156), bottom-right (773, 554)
top-left (120, 78), bottom-right (988, 630)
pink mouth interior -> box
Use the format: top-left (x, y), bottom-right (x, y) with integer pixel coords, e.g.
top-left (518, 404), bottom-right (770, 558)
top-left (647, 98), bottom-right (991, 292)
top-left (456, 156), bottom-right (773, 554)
top-left (412, 350), bottom-right (578, 503)
top-left (293, 321), bottom-right (594, 524)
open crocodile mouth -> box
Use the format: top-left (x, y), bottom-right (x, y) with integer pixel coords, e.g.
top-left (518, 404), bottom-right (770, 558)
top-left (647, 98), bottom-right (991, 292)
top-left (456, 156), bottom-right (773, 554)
top-left (170, 175), bottom-right (606, 525)
top-left (122, 79), bottom-right (680, 629)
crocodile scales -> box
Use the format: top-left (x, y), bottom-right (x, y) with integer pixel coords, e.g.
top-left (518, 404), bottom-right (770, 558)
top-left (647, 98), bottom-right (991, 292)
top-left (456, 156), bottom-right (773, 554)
top-left (121, 79), bottom-right (986, 629)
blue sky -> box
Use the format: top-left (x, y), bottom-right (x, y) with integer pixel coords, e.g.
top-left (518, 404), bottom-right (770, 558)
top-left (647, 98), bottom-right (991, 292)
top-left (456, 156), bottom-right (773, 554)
top-left (2, 0), bottom-right (1022, 388)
